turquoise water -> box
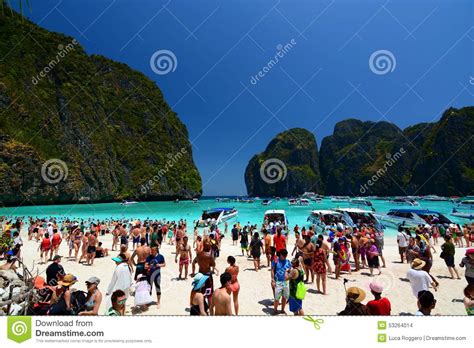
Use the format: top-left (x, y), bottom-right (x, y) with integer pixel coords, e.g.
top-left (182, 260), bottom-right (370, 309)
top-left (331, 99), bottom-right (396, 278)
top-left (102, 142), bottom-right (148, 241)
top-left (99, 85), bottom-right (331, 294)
top-left (0, 198), bottom-right (466, 237)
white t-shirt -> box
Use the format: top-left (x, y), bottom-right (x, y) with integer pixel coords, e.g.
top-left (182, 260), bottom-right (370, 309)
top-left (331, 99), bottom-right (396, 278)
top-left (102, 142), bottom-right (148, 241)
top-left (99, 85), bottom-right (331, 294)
top-left (397, 232), bottom-right (409, 247)
top-left (406, 268), bottom-right (432, 297)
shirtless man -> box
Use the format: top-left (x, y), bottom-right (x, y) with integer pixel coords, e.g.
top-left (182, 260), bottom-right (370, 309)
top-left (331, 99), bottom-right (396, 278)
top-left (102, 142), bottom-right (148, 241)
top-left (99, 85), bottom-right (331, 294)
top-left (131, 239), bottom-right (151, 280)
top-left (86, 232), bottom-right (97, 265)
top-left (263, 230), bottom-right (272, 267)
top-left (175, 226), bottom-right (185, 254)
top-left (111, 224), bottom-right (120, 251)
top-left (193, 241), bottom-right (218, 306)
top-left (131, 224), bottom-right (141, 250)
top-left (210, 272), bottom-right (233, 316)
top-left (291, 232), bottom-right (305, 260)
top-left (301, 236), bottom-right (316, 283)
top-left (175, 236), bottom-right (192, 279)
top-left (78, 232), bottom-right (89, 263)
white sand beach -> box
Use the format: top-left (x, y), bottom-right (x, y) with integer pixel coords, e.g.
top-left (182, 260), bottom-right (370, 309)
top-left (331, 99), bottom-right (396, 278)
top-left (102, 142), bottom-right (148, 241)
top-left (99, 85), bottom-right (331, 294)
top-left (14, 232), bottom-right (470, 316)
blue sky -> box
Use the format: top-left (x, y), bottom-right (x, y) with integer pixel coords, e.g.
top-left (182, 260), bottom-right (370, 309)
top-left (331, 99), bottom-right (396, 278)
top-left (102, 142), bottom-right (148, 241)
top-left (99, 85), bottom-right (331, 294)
top-left (20, 0), bottom-right (473, 196)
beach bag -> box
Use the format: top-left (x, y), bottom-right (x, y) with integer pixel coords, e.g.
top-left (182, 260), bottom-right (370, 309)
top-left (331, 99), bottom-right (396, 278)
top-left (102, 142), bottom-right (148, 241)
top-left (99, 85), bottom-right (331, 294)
top-left (296, 281), bottom-right (306, 300)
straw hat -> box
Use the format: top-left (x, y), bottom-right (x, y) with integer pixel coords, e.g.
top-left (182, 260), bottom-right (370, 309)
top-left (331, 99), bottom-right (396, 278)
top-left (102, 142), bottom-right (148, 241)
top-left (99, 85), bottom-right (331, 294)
top-left (411, 258), bottom-right (426, 270)
top-left (58, 274), bottom-right (77, 287)
top-left (346, 287), bottom-right (366, 303)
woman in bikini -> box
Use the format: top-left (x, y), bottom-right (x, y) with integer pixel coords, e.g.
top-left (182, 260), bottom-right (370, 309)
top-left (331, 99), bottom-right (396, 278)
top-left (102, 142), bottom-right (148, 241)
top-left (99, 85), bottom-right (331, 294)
top-left (225, 256), bottom-right (240, 315)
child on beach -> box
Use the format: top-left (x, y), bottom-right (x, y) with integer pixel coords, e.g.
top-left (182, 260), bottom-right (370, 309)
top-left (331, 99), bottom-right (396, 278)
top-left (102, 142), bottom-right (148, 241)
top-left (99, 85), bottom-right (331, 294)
top-left (134, 274), bottom-right (154, 310)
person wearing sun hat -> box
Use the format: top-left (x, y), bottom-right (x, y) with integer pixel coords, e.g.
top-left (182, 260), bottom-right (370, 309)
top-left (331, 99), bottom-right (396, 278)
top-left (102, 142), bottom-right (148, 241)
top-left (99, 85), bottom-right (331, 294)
top-left (338, 286), bottom-right (369, 315)
top-left (459, 248), bottom-right (474, 285)
top-left (366, 282), bottom-right (391, 315)
top-left (105, 253), bottom-right (133, 312)
top-left (189, 273), bottom-right (209, 315)
top-left (79, 277), bottom-right (102, 316)
top-left (47, 274), bottom-right (77, 315)
top-left (406, 258), bottom-right (437, 298)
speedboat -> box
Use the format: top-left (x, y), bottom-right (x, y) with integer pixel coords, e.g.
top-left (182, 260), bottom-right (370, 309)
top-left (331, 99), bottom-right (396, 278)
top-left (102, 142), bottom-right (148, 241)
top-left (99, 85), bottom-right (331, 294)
top-left (335, 208), bottom-right (385, 231)
top-left (197, 208), bottom-right (238, 226)
top-left (288, 199), bottom-right (298, 206)
top-left (331, 196), bottom-right (350, 203)
top-left (421, 195), bottom-right (449, 201)
top-left (262, 199), bottom-right (272, 206)
top-left (454, 200), bottom-right (474, 210)
top-left (263, 210), bottom-right (288, 230)
top-left (389, 197), bottom-right (419, 206)
top-left (451, 209), bottom-right (474, 220)
top-left (193, 198), bottom-right (199, 203)
top-left (377, 209), bottom-right (453, 228)
top-left (121, 200), bottom-right (138, 206)
top-left (298, 198), bottom-right (310, 206)
top-left (307, 210), bottom-right (348, 234)
top-left (350, 198), bottom-right (374, 209)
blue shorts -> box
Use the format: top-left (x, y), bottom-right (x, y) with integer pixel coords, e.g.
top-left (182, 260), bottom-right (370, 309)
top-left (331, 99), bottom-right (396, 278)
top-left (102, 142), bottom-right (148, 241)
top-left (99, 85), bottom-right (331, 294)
top-left (289, 297), bottom-right (302, 313)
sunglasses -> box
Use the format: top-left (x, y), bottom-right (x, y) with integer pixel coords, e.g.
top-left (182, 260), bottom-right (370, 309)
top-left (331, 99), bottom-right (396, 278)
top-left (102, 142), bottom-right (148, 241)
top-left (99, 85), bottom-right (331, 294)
top-left (117, 298), bottom-right (126, 305)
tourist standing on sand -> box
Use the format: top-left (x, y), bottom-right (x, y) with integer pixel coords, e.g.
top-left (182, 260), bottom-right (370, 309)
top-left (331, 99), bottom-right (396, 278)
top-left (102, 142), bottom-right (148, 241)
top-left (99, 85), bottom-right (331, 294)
top-left (397, 227), bottom-right (409, 263)
top-left (313, 240), bottom-right (327, 294)
top-left (131, 239), bottom-right (151, 280)
top-left (50, 229), bottom-right (62, 259)
top-left (366, 239), bottom-right (381, 276)
top-left (440, 235), bottom-right (461, 279)
top-left (406, 258), bottom-right (438, 299)
top-left (39, 232), bottom-right (51, 264)
top-left (273, 227), bottom-right (287, 254)
top-left (249, 232), bottom-right (264, 272)
top-left (239, 227), bottom-right (249, 256)
top-left (301, 235), bottom-right (315, 283)
top-left (231, 224), bottom-right (239, 246)
top-left (287, 258), bottom-right (305, 316)
top-left (46, 255), bottom-right (64, 285)
top-left (86, 231), bottom-right (97, 266)
top-left (145, 246), bottom-right (166, 309)
top-left (106, 254), bottom-right (133, 310)
top-left (210, 272), bottom-right (232, 316)
top-left (193, 241), bottom-right (218, 306)
top-left (225, 256), bottom-right (240, 315)
top-left (176, 236), bottom-right (192, 280)
top-left (366, 282), bottom-right (391, 315)
top-left (272, 248), bottom-right (291, 315)
top-left (190, 273), bottom-right (209, 315)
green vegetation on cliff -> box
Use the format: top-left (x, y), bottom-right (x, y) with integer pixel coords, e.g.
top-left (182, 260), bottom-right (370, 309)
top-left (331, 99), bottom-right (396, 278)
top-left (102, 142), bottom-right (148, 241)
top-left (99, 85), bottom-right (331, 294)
top-left (0, 9), bottom-right (201, 205)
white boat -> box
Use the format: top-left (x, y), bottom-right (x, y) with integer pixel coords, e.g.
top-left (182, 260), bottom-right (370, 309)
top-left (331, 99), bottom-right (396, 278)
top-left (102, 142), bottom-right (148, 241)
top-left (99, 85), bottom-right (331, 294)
top-left (298, 198), bottom-right (310, 206)
top-left (262, 199), bottom-right (272, 206)
top-left (451, 209), bottom-right (474, 220)
top-left (377, 209), bottom-right (453, 228)
top-left (263, 210), bottom-right (288, 230)
top-left (389, 197), bottom-right (419, 206)
top-left (350, 198), bottom-right (374, 209)
top-left (193, 198), bottom-right (199, 203)
top-left (197, 208), bottom-right (238, 226)
top-left (311, 197), bottom-right (322, 202)
top-left (307, 210), bottom-right (347, 234)
top-left (121, 200), bottom-right (138, 206)
top-left (454, 200), bottom-right (474, 210)
top-left (335, 208), bottom-right (385, 231)
top-left (421, 195), bottom-right (449, 201)
top-left (288, 199), bottom-right (298, 206)
top-left (331, 196), bottom-right (350, 203)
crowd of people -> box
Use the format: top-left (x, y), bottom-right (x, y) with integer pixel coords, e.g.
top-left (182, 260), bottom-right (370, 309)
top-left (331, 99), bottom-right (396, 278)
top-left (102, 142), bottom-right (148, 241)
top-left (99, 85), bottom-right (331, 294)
top-left (0, 216), bottom-right (473, 316)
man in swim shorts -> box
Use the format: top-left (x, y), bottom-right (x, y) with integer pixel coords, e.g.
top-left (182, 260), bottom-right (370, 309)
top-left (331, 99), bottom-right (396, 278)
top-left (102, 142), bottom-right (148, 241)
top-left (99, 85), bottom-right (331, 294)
top-left (175, 236), bottom-right (192, 280)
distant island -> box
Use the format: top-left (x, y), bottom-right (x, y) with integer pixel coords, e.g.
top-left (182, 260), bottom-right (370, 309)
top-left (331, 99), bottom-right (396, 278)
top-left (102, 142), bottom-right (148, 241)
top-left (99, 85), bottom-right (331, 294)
top-left (245, 106), bottom-right (474, 197)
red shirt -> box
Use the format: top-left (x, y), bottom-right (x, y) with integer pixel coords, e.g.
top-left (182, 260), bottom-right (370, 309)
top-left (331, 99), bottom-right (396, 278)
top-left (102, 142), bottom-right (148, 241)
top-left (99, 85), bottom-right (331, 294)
top-left (367, 297), bottom-right (391, 315)
top-left (273, 234), bottom-right (286, 252)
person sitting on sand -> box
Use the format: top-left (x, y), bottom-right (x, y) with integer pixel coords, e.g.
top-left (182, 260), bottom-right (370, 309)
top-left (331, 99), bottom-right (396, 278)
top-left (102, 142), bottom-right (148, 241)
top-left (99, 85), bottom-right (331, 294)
top-left (79, 277), bottom-right (102, 316)
top-left (95, 242), bottom-right (109, 258)
top-left (366, 282), bottom-right (391, 315)
top-left (225, 256), bottom-right (240, 315)
top-left (190, 273), bottom-right (209, 316)
top-left (338, 286), bottom-right (369, 315)
top-left (0, 255), bottom-right (17, 271)
top-left (210, 272), bottom-right (232, 316)
top-left (107, 289), bottom-right (126, 316)
top-left (415, 290), bottom-right (436, 316)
